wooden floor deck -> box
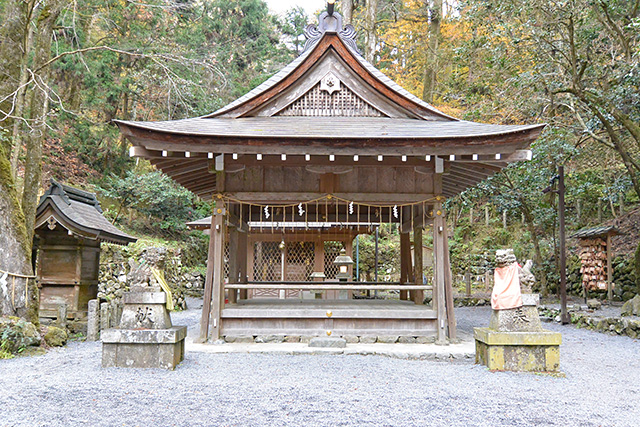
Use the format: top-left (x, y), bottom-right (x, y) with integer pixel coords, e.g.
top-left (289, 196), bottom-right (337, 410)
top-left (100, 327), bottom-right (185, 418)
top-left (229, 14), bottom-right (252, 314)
top-left (221, 299), bottom-right (438, 337)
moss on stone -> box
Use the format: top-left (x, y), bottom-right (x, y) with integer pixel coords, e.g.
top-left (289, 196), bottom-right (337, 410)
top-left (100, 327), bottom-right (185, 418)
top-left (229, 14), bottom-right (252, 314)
top-left (44, 326), bottom-right (67, 347)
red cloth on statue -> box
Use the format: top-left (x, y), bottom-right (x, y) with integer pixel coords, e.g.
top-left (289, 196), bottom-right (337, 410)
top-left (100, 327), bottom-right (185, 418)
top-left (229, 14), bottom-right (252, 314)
top-left (491, 263), bottom-right (523, 310)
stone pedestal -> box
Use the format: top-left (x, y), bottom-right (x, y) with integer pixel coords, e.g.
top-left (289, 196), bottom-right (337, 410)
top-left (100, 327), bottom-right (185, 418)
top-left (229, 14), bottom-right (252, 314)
top-left (102, 287), bottom-right (186, 370)
top-left (474, 328), bottom-right (561, 372)
top-left (475, 294), bottom-right (562, 372)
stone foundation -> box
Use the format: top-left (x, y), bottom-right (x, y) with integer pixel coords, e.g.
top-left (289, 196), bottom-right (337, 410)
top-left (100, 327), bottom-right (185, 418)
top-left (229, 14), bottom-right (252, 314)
top-left (101, 285), bottom-right (187, 370)
top-left (102, 326), bottom-right (187, 369)
top-left (474, 327), bottom-right (561, 372)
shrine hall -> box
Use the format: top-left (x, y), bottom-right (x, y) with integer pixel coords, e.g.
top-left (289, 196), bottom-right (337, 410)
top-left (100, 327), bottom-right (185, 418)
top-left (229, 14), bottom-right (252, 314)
top-left (115, 7), bottom-right (543, 344)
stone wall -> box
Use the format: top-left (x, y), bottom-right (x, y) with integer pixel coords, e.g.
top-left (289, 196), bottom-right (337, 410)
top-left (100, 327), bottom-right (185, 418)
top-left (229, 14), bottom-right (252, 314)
top-left (99, 244), bottom-right (205, 310)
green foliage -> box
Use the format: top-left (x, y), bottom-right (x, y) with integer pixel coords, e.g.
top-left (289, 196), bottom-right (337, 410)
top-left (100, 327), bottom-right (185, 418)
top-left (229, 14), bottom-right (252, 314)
top-left (98, 170), bottom-right (210, 236)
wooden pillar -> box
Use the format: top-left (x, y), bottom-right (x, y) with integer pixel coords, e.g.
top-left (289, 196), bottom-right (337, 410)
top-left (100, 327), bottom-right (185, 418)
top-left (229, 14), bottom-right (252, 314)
top-left (208, 203), bottom-right (226, 341)
top-left (442, 220), bottom-right (457, 340)
top-left (411, 225), bottom-right (423, 304)
top-left (399, 232), bottom-right (411, 300)
top-left (433, 202), bottom-right (447, 344)
top-left (238, 231), bottom-right (248, 300)
top-left (199, 207), bottom-right (217, 342)
top-left (228, 227), bottom-right (239, 304)
top-left (314, 238), bottom-right (326, 299)
top-left (485, 205), bottom-right (490, 226)
top-left (344, 237), bottom-right (354, 299)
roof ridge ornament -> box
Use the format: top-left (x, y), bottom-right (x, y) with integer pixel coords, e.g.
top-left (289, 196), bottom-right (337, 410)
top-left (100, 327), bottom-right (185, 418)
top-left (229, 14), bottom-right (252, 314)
top-left (302, 9), bottom-right (360, 55)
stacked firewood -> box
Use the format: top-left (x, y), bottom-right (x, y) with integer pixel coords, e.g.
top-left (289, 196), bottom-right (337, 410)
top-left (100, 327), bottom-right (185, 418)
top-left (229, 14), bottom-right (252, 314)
top-left (579, 238), bottom-right (608, 290)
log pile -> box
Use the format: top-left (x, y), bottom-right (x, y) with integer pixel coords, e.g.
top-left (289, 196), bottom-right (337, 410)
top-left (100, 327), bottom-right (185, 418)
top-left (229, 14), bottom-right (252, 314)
top-left (579, 238), bottom-right (608, 291)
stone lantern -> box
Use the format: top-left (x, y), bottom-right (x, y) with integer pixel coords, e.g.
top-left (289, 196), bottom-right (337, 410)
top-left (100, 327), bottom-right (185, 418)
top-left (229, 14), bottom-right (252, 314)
top-left (333, 248), bottom-right (354, 282)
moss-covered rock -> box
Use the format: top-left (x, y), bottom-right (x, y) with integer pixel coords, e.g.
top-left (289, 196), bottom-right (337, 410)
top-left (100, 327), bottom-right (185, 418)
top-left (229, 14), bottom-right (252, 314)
top-left (621, 295), bottom-right (640, 317)
top-left (0, 317), bottom-right (41, 354)
top-left (44, 326), bottom-right (67, 347)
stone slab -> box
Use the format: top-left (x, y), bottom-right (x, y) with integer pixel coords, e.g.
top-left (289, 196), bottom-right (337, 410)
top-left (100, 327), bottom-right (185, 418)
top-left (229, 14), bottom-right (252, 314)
top-left (101, 326), bottom-right (187, 344)
top-left (186, 341), bottom-right (475, 361)
top-left (123, 292), bottom-right (167, 305)
top-left (309, 337), bottom-right (347, 348)
top-left (474, 328), bottom-right (562, 346)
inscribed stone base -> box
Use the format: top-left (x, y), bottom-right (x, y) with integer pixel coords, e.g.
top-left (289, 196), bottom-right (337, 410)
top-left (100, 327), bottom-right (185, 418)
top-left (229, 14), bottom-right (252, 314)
top-left (474, 327), bottom-right (561, 372)
top-left (102, 326), bottom-right (187, 370)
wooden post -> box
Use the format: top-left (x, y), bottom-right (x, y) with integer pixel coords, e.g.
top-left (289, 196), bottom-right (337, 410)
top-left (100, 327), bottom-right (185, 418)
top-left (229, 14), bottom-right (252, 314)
top-left (465, 270), bottom-right (471, 297)
top-left (399, 232), bottom-right (411, 300)
top-left (238, 231), bottom-right (248, 300)
top-left (198, 209), bottom-right (217, 342)
top-left (502, 210), bottom-right (507, 228)
top-left (433, 203), bottom-right (447, 344)
top-left (228, 226), bottom-right (239, 304)
top-left (620, 193), bottom-right (624, 216)
top-left (442, 221), bottom-right (457, 340)
top-left (576, 199), bottom-right (581, 222)
top-left (345, 237), bottom-right (353, 299)
top-left (469, 207), bottom-right (473, 224)
top-left (485, 205), bottom-right (489, 226)
top-left (484, 271), bottom-right (491, 292)
top-left (607, 232), bottom-right (613, 301)
top-left (208, 203), bottom-right (226, 341)
top-left (411, 225), bottom-right (423, 304)
top-left (314, 238), bottom-right (325, 299)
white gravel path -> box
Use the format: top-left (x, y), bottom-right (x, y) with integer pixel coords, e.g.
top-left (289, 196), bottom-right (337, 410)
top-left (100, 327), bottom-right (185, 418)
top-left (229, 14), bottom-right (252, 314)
top-left (1, 303), bottom-right (639, 427)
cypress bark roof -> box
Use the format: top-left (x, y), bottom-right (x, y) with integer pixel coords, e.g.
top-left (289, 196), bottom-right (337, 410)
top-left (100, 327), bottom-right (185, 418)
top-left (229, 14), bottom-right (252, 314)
top-left (35, 180), bottom-right (136, 245)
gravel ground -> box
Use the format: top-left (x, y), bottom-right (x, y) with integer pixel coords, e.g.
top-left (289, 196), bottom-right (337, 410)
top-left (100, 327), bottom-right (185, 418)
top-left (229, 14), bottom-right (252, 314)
top-left (1, 302), bottom-right (639, 427)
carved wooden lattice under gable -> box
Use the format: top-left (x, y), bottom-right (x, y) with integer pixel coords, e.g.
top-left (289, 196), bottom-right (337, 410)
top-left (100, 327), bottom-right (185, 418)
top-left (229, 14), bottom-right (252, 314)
top-left (277, 81), bottom-right (385, 117)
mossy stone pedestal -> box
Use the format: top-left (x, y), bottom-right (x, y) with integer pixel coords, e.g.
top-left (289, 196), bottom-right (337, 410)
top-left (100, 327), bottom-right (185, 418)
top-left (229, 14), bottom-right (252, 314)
top-left (101, 287), bottom-right (186, 370)
top-left (474, 328), bottom-right (561, 372)
top-left (474, 294), bottom-right (562, 372)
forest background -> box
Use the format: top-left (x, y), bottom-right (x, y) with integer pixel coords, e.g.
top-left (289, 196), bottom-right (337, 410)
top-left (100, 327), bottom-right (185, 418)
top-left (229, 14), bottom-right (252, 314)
top-left (2, 0), bottom-right (640, 321)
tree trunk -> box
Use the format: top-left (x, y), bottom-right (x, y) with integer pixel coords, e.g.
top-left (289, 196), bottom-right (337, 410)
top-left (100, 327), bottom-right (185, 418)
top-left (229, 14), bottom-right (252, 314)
top-left (341, 0), bottom-right (354, 25)
top-left (0, 143), bottom-right (36, 320)
top-left (21, 0), bottom-right (64, 245)
top-left (422, 0), bottom-right (442, 103)
top-left (364, 0), bottom-right (378, 63)
top-left (9, 0), bottom-right (37, 177)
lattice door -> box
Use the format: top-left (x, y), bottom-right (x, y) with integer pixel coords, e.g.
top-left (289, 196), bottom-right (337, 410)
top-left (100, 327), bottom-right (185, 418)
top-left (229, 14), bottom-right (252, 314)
top-left (251, 242), bottom-right (281, 298)
top-left (285, 242), bottom-right (315, 298)
top-left (324, 241), bottom-right (343, 279)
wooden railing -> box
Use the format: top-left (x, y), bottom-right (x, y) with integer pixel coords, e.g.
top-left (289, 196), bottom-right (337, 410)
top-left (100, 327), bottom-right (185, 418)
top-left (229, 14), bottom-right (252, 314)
top-left (225, 281), bottom-right (433, 291)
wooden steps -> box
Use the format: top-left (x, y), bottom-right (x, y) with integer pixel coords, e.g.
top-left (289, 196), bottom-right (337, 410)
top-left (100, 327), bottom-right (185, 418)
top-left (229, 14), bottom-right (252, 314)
top-left (221, 299), bottom-right (437, 337)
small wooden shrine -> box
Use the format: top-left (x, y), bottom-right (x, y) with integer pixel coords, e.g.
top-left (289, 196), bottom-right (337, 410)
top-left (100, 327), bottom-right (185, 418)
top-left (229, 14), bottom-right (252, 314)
top-left (572, 225), bottom-right (619, 300)
top-left (34, 180), bottom-right (136, 318)
top-left (116, 7), bottom-right (543, 343)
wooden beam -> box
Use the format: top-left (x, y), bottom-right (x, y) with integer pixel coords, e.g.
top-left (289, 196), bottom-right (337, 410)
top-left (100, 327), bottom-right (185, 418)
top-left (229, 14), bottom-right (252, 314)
top-left (225, 284), bottom-right (433, 290)
top-left (225, 192), bottom-right (436, 204)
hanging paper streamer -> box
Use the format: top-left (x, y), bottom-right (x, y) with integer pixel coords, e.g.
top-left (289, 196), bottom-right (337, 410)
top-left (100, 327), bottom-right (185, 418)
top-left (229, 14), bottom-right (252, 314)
top-left (349, 201), bottom-right (354, 215)
top-left (298, 203), bottom-right (305, 216)
top-left (264, 206), bottom-right (270, 219)
top-left (393, 205), bottom-right (399, 219)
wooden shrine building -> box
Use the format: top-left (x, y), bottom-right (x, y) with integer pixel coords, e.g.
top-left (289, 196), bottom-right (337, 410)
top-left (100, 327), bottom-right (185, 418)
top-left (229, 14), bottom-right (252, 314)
top-left (116, 7), bottom-right (543, 343)
top-left (34, 180), bottom-right (136, 318)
